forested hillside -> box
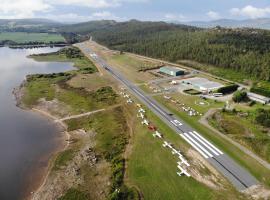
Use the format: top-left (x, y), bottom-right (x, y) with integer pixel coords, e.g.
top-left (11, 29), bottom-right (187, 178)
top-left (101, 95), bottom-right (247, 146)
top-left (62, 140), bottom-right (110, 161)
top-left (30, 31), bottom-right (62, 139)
top-left (61, 20), bottom-right (270, 81)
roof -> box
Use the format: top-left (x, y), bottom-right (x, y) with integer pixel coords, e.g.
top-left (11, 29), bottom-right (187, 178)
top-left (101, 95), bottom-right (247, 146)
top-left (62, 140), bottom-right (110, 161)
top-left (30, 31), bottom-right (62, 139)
top-left (247, 92), bottom-right (270, 101)
top-left (183, 77), bottom-right (224, 90)
top-left (160, 66), bottom-right (185, 73)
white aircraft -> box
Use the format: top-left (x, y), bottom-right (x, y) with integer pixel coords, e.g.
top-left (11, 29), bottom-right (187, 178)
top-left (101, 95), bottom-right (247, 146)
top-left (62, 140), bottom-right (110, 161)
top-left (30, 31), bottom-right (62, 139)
top-left (171, 148), bottom-right (181, 156)
top-left (141, 119), bottom-right (149, 126)
top-left (138, 108), bottom-right (145, 113)
top-left (137, 113), bottom-right (145, 119)
top-left (123, 94), bottom-right (130, 98)
top-left (152, 131), bottom-right (163, 139)
top-left (127, 99), bottom-right (133, 104)
top-left (162, 141), bottom-right (170, 148)
top-left (162, 141), bottom-right (173, 149)
top-left (177, 165), bottom-right (191, 177)
top-left (178, 158), bottom-right (190, 167)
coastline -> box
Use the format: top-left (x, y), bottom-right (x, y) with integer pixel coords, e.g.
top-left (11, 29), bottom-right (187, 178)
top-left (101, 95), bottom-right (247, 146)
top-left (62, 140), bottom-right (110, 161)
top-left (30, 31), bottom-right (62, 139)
top-left (13, 85), bottom-right (71, 200)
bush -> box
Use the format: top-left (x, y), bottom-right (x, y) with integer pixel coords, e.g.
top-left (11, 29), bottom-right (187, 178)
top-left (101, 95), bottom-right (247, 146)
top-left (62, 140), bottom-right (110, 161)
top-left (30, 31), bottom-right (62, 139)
top-left (217, 84), bottom-right (239, 94)
top-left (255, 108), bottom-right (270, 127)
top-left (233, 91), bottom-right (248, 103)
top-left (250, 87), bottom-right (270, 98)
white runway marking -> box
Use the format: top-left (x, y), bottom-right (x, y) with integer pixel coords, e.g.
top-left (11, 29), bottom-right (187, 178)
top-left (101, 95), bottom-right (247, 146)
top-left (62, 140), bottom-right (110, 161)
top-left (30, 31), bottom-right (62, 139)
top-left (180, 134), bottom-right (209, 158)
top-left (189, 131), bottom-right (220, 156)
top-left (184, 133), bottom-right (213, 158)
top-left (193, 131), bottom-right (223, 155)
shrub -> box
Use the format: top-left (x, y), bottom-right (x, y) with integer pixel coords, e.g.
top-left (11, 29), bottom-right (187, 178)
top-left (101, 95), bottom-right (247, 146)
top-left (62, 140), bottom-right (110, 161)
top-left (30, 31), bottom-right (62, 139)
top-left (233, 91), bottom-right (248, 103)
top-left (255, 108), bottom-right (270, 127)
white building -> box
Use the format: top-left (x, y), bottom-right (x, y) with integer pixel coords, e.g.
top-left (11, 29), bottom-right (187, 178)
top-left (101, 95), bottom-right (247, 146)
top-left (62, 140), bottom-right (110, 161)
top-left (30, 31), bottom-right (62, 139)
top-left (247, 92), bottom-right (270, 104)
top-left (182, 77), bottom-right (224, 93)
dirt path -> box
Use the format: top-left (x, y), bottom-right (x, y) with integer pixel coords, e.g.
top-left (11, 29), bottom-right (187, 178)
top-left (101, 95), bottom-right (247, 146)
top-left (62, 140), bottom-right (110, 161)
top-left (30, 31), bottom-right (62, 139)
top-left (56, 109), bottom-right (105, 122)
top-left (199, 108), bottom-right (270, 170)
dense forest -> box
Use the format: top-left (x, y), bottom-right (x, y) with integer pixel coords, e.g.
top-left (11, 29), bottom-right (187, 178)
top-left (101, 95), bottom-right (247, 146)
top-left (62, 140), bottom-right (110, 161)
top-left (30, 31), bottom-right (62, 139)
top-left (60, 20), bottom-right (270, 81)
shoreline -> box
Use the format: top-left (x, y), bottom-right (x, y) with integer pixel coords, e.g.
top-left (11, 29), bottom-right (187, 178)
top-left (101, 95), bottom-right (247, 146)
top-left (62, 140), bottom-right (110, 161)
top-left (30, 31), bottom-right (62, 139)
top-left (13, 85), bottom-right (71, 200)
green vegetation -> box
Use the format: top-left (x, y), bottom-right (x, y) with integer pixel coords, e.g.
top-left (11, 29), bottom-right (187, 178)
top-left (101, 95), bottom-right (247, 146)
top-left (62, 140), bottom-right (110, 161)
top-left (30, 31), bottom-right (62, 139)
top-left (0, 32), bottom-right (65, 45)
top-left (66, 107), bottom-right (137, 199)
top-left (23, 74), bottom-right (118, 113)
top-left (217, 84), bottom-right (239, 94)
top-left (53, 149), bottom-right (75, 170)
top-left (233, 91), bottom-right (248, 103)
top-left (251, 81), bottom-right (270, 97)
top-left (30, 47), bottom-right (97, 71)
top-left (58, 188), bottom-right (89, 200)
top-left (22, 73), bottom-right (71, 106)
top-left (23, 47), bottom-right (105, 113)
top-left (210, 109), bottom-right (270, 163)
top-left (255, 108), bottom-right (270, 127)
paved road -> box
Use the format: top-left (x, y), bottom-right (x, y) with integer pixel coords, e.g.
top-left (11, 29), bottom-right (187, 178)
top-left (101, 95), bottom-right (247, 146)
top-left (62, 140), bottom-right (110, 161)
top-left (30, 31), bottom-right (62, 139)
top-left (77, 43), bottom-right (258, 191)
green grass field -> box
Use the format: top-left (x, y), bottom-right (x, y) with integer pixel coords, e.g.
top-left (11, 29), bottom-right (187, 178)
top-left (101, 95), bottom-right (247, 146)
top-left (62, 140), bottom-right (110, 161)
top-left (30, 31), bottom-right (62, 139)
top-left (0, 32), bottom-right (65, 43)
top-left (209, 110), bottom-right (270, 163)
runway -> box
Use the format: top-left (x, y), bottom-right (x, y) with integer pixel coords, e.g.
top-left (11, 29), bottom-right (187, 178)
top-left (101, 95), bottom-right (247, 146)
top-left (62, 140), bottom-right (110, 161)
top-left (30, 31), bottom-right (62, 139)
top-left (78, 43), bottom-right (258, 190)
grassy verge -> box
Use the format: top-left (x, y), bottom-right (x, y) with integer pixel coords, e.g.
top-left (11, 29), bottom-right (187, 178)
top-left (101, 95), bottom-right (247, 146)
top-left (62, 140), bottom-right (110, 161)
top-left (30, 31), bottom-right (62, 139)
top-left (209, 110), bottom-right (270, 163)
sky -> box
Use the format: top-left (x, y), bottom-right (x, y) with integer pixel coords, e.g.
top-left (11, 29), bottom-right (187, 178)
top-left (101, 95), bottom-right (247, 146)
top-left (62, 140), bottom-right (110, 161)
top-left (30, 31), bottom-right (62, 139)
top-left (1, 0), bottom-right (270, 22)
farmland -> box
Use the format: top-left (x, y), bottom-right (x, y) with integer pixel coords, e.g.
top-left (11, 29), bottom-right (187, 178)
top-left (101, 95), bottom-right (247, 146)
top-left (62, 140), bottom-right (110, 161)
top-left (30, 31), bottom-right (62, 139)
top-left (0, 32), bottom-right (65, 44)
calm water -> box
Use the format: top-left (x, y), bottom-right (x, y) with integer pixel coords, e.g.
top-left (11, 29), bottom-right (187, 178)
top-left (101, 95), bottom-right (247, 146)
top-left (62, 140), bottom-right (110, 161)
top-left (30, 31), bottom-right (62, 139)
top-left (0, 47), bottom-right (74, 200)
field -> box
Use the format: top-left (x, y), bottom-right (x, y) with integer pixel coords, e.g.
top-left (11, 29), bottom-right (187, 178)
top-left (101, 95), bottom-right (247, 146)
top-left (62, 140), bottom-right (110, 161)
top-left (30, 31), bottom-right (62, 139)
top-left (209, 108), bottom-right (270, 163)
top-left (0, 32), bottom-right (65, 43)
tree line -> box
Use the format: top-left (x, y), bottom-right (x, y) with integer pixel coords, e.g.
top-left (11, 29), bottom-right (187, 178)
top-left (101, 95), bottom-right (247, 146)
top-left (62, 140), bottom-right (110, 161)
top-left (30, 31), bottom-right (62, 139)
top-left (61, 20), bottom-right (270, 81)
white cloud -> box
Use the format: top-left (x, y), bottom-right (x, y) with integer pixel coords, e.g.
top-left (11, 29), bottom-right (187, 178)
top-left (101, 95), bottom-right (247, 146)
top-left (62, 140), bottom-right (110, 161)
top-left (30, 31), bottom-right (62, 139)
top-left (230, 5), bottom-right (270, 19)
top-left (47, 0), bottom-right (148, 8)
top-left (44, 11), bottom-right (124, 22)
top-left (0, 0), bottom-right (148, 20)
top-left (207, 11), bottom-right (220, 20)
top-left (165, 13), bottom-right (186, 21)
top-left (0, 0), bottom-right (51, 18)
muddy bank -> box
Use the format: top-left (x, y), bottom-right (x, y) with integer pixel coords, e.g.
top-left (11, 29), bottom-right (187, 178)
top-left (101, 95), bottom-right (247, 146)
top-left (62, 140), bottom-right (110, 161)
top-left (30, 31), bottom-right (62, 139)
top-left (13, 85), bottom-right (69, 200)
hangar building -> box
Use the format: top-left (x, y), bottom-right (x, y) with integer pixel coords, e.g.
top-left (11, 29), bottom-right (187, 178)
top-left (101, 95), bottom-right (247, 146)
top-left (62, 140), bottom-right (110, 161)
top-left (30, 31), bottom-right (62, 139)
top-left (159, 66), bottom-right (185, 76)
top-left (182, 77), bottom-right (224, 93)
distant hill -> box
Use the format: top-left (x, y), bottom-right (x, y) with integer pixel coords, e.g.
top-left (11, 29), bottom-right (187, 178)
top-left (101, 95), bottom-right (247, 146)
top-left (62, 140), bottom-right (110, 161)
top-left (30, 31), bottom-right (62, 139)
top-left (58, 20), bottom-right (117, 34)
top-left (0, 18), bottom-right (62, 33)
top-left (0, 18), bottom-right (61, 28)
top-left (183, 18), bottom-right (270, 30)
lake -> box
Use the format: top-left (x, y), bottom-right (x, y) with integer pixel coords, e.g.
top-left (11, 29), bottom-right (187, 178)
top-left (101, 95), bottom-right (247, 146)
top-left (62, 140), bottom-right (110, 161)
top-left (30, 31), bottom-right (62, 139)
top-left (0, 47), bottom-right (74, 200)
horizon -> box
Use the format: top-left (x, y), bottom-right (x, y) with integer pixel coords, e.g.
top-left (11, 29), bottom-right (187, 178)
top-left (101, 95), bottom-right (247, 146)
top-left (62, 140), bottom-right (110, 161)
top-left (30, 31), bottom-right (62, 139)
top-left (2, 17), bottom-right (270, 24)
top-left (1, 0), bottom-right (270, 23)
